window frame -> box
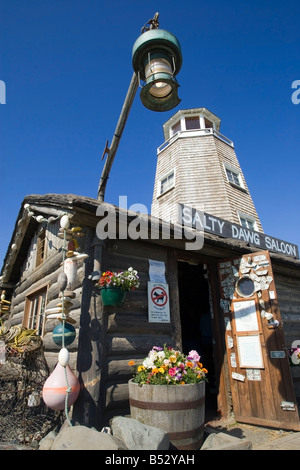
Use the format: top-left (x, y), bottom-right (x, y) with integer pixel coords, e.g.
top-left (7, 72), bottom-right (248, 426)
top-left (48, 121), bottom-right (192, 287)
top-left (238, 212), bottom-right (257, 231)
top-left (23, 284), bottom-right (49, 337)
top-left (157, 169), bottom-right (175, 197)
top-left (224, 163), bottom-right (245, 190)
top-left (185, 116), bottom-right (200, 130)
top-left (171, 120), bottom-right (181, 136)
top-left (36, 227), bottom-right (47, 267)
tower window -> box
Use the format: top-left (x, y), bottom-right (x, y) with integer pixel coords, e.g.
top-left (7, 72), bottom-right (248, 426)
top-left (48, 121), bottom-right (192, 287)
top-left (226, 168), bottom-right (240, 186)
top-left (158, 170), bottom-right (175, 196)
top-left (224, 164), bottom-right (245, 189)
top-left (185, 116), bottom-right (200, 130)
top-left (204, 118), bottom-right (213, 129)
top-left (239, 214), bottom-right (257, 231)
top-left (171, 120), bottom-right (181, 135)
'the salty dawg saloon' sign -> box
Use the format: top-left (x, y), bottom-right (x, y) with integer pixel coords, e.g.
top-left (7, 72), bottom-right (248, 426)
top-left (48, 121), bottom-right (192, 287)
top-left (178, 204), bottom-right (299, 259)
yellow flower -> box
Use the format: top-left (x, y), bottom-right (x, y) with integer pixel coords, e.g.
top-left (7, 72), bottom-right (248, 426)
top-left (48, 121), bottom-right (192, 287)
top-left (158, 367), bottom-right (165, 374)
top-left (169, 356), bottom-right (176, 363)
top-left (138, 365), bottom-right (145, 372)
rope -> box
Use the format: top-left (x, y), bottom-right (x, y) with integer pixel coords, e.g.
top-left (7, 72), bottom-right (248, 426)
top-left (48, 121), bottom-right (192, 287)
top-left (61, 226), bottom-right (72, 427)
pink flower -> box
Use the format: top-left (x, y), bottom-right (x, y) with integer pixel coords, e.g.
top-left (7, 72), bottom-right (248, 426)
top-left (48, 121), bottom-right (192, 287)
top-left (168, 367), bottom-right (177, 376)
top-left (188, 350), bottom-right (200, 362)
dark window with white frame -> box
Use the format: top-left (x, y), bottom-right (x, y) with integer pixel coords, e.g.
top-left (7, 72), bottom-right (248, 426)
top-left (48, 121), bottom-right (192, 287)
top-left (158, 170), bottom-right (175, 196)
top-left (224, 164), bottom-right (244, 189)
top-left (239, 214), bottom-right (257, 231)
top-left (185, 116), bottom-right (200, 130)
top-left (171, 120), bottom-right (181, 135)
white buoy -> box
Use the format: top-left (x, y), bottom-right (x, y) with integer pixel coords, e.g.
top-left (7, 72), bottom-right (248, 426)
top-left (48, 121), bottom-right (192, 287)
top-left (58, 347), bottom-right (70, 367)
top-left (60, 214), bottom-right (70, 230)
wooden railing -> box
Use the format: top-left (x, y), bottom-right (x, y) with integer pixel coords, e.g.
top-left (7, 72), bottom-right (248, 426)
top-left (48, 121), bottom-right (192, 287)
top-left (157, 127), bottom-right (234, 153)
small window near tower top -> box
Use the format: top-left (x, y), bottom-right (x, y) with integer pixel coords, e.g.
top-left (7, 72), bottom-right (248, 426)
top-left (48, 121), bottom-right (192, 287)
top-left (158, 170), bottom-right (175, 196)
top-left (226, 168), bottom-right (241, 186)
top-left (204, 118), bottom-right (213, 129)
top-left (224, 164), bottom-right (245, 190)
top-left (171, 120), bottom-right (181, 135)
top-left (185, 116), bottom-right (200, 130)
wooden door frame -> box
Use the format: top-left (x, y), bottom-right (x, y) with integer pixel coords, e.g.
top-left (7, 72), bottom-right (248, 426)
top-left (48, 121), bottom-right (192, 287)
top-left (218, 250), bottom-right (300, 431)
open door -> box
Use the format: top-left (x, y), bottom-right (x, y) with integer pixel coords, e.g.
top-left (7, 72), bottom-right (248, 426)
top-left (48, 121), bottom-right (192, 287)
top-left (218, 250), bottom-right (300, 431)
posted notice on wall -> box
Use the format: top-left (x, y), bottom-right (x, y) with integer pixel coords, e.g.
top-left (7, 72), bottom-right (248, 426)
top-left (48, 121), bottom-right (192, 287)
top-left (237, 335), bottom-right (264, 369)
top-left (148, 259), bottom-right (166, 283)
top-left (148, 281), bottom-right (170, 323)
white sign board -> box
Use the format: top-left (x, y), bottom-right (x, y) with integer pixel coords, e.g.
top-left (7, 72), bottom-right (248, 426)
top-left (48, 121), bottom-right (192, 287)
top-left (237, 335), bottom-right (264, 369)
top-left (148, 281), bottom-right (170, 323)
top-left (233, 300), bottom-right (259, 332)
top-left (148, 259), bottom-right (166, 283)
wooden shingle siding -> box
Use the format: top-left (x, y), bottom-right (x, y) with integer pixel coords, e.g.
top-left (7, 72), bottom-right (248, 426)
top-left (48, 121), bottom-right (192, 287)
top-left (152, 133), bottom-right (263, 232)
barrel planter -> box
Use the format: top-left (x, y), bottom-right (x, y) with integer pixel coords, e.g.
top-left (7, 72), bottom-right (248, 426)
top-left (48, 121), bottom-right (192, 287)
top-left (100, 287), bottom-right (126, 307)
top-left (128, 379), bottom-right (205, 450)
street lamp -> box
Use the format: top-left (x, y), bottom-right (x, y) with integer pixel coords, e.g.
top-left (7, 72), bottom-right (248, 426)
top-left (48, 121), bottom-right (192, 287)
top-left (97, 13), bottom-right (182, 201)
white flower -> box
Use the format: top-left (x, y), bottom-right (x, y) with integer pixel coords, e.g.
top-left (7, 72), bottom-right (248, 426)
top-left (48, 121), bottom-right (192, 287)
top-left (143, 357), bottom-right (155, 369)
top-left (157, 351), bottom-right (165, 360)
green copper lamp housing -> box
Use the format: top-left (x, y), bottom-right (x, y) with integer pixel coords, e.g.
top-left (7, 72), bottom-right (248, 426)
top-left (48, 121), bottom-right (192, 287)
top-left (132, 29), bottom-right (183, 112)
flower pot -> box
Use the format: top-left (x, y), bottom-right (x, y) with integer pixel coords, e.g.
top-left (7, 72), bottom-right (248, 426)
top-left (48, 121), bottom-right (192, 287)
top-left (128, 379), bottom-right (205, 450)
top-left (100, 287), bottom-right (126, 307)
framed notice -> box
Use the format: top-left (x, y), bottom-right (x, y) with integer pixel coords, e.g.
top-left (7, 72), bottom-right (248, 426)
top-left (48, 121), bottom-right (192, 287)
top-left (148, 282), bottom-right (170, 323)
top-left (237, 335), bottom-right (264, 369)
top-left (233, 299), bottom-right (259, 332)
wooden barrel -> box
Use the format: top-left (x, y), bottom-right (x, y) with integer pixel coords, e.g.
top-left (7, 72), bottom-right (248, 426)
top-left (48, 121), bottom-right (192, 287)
top-left (128, 379), bottom-right (205, 450)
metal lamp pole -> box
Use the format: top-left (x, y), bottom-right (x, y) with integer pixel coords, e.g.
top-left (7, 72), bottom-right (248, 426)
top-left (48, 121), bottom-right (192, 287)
top-left (97, 12), bottom-right (182, 201)
top-left (97, 71), bottom-right (139, 201)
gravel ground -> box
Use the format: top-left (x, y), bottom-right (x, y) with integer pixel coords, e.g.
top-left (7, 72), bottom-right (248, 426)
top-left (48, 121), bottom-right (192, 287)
top-left (204, 416), bottom-right (294, 449)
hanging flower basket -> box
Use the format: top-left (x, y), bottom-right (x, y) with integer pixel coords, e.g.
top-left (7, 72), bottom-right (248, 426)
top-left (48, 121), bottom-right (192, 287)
top-left (96, 267), bottom-right (140, 307)
top-left (100, 286), bottom-right (126, 307)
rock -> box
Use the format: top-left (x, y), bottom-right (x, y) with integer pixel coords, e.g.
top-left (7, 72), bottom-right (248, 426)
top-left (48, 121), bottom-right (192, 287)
top-left (111, 416), bottom-right (170, 450)
top-left (200, 432), bottom-right (252, 450)
top-left (39, 431), bottom-right (57, 450)
top-left (51, 425), bottom-right (119, 450)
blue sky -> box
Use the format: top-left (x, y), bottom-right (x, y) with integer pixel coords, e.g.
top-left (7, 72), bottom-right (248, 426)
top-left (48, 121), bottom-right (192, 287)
top-left (0, 0), bottom-right (299, 267)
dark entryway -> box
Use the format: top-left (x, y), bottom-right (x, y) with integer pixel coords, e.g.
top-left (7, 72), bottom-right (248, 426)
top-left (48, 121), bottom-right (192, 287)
top-left (178, 261), bottom-right (217, 419)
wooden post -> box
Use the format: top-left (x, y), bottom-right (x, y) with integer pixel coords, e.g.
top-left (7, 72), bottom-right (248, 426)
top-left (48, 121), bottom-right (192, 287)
top-left (72, 236), bottom-right (106, 429)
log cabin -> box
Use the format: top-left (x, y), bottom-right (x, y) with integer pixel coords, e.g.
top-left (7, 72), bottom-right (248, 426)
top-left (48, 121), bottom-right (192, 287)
top-left (1, 108), bottom-right (299, 432)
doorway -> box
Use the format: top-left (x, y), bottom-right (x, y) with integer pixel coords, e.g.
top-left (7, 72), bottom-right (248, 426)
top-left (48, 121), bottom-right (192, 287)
top-left (178, 261), bottom-right (217, 419)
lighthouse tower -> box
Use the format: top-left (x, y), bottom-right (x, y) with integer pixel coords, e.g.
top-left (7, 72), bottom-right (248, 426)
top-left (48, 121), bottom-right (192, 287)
top-left (151, 107), bottom-right (263, 233)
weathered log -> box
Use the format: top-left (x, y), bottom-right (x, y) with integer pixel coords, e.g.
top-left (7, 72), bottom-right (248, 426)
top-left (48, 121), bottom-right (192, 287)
top-left (107, 334), bottom-right (174, 355)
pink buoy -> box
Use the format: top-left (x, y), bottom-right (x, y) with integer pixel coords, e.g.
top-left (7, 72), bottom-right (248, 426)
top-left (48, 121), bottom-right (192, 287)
top-left (42, 363), bottom-right (80, 411)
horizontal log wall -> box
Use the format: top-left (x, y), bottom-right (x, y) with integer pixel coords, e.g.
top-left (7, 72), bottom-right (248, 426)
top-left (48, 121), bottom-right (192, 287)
top-left (8, 223), bottom-right (94, 375)
top-left (101, 238), bottom-right (178, 423)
